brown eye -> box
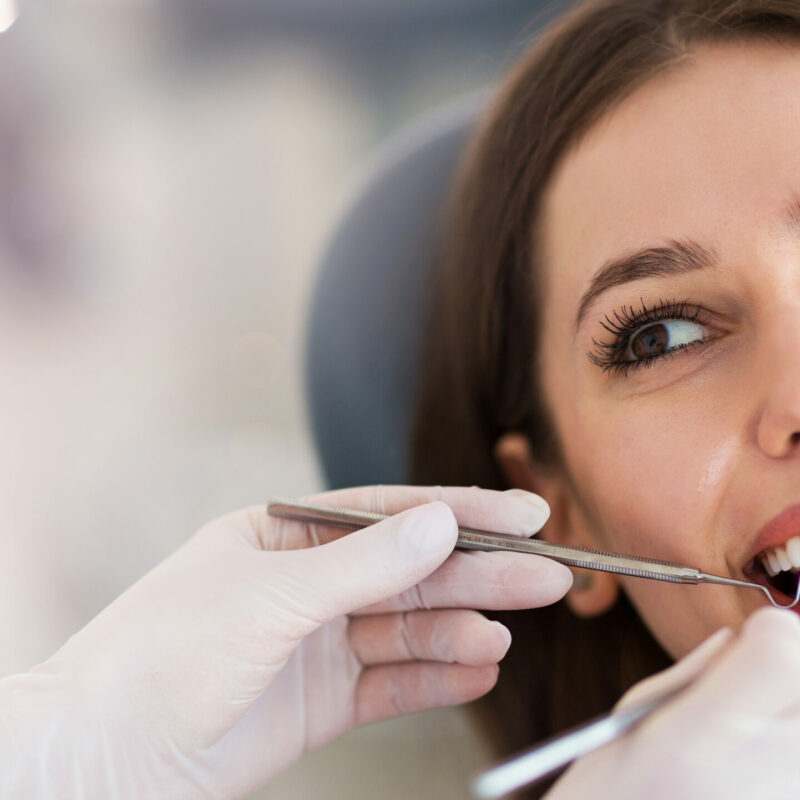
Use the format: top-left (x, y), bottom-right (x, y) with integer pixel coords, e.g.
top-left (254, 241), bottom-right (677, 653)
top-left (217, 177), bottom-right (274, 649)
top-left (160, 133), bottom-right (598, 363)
top-left (626, 319), bottom-right (706, 361)
top-left (630, 323), bottom-right (668, 358)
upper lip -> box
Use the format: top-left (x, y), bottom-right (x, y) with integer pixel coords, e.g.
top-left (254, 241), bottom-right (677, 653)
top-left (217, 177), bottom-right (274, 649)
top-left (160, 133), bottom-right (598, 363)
top-left (744, 502), bottom-right (800, 569)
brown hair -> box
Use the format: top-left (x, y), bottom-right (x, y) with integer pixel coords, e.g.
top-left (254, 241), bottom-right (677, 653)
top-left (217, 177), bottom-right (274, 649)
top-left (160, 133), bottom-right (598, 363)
top-left (410, 0), bottom-right (800, 793)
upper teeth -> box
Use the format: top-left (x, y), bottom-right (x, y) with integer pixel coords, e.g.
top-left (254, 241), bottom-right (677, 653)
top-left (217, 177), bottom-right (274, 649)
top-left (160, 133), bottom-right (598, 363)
top-left (760, 535), bottom-right (800, 576)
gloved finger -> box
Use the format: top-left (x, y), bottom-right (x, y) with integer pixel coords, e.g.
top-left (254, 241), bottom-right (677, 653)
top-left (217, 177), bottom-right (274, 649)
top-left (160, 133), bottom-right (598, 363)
top-left (355, 662), bottom-right (499, 727)
top-left (348, 609), bottom-right (511, 667)
top-left (317, 485), bottom-right (549, 534)
top-left (351, 549), bottom-right (572, 615)
top-left (255, 485), bottom-right (549, 551)
top-left (265, 501), bottom-right (458, 626)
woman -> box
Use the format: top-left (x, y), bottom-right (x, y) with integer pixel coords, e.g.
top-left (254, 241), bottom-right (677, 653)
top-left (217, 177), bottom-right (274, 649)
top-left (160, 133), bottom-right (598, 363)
top-left (6, 2), bottom-right (800, 796)
top-left (411, 0), bottom-right (800, 790)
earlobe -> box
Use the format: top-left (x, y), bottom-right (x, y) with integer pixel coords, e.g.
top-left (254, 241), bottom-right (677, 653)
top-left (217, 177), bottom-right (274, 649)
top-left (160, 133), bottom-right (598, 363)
top-left (494, 431), bottom-right (619, 618)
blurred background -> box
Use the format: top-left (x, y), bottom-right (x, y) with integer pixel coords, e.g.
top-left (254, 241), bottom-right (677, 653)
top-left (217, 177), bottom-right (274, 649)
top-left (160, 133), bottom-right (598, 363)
top-left (0, 1), bottom-right (567, 796)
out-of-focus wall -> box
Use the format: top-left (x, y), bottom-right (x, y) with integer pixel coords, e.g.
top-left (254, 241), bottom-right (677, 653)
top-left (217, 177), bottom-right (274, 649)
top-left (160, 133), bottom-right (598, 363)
top-left (0, 2), bottom-right (564, 797)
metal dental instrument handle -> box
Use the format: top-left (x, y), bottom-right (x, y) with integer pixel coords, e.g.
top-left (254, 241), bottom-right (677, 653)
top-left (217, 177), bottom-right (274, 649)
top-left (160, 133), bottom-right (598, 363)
top-left (267, 498), bottom-right (800, 609)
top-left (470, 675), bottom-right (696, 799)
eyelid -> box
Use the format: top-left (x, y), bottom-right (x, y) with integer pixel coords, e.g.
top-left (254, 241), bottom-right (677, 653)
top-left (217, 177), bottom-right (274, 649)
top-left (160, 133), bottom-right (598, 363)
top-left (625, 317), bottom-right (717, 363)
top-left (587, 298), bottom-right (718, 376)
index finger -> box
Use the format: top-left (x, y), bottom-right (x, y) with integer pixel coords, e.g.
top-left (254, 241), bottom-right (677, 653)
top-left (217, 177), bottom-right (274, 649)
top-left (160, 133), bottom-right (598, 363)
top-left (245, 485), bottom-right (548, 552)
top-left (280, 485), bottom-right (549, 549)
top-left (315, 485), bottom-right (548, 533)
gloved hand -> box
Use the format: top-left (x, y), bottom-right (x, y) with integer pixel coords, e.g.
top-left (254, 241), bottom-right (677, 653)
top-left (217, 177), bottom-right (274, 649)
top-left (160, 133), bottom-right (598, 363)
top-left (0, 485), bottom-right (571, 800)
top-left (546, 607), bottom-right (800, 800)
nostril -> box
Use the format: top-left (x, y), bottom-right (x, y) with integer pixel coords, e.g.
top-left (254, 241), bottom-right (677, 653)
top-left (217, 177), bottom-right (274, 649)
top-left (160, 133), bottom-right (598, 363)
top-left (792, 432), bottom-right (800, 448)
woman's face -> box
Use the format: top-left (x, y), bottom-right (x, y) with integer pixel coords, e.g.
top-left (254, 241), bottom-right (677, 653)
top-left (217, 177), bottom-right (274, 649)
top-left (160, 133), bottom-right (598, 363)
top-left (537, 41), bottom-right (800, 659)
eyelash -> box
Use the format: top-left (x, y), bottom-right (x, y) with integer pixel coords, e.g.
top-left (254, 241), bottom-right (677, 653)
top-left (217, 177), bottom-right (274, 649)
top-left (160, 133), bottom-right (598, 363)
top-left (588, 298), bottom-right (711, 377)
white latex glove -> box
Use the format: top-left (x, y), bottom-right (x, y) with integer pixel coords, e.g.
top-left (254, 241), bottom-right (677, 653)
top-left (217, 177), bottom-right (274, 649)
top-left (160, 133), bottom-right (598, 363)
top-left (546, 606), bottom-right (800, 800)
top-left (0, 485), bottom-right (572, 800)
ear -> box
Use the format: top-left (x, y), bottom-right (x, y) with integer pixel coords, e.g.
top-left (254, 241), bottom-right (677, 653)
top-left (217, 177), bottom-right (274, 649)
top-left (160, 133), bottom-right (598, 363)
top-left (494, 432), bottom-right (618, 619)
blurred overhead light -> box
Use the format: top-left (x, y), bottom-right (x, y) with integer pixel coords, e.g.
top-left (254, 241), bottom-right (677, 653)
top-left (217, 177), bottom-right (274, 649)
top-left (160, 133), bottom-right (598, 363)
top-left (0, 0), bottom-right (18, 33)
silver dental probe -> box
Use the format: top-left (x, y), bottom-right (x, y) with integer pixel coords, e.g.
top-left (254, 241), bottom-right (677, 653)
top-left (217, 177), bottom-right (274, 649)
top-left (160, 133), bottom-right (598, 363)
top-left (267, 498), bottom-right (800, 610)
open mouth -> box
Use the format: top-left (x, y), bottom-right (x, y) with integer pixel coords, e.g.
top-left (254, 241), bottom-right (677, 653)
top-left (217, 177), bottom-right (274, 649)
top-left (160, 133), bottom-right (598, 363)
top-left (743, 535), bottom-right (800, 603)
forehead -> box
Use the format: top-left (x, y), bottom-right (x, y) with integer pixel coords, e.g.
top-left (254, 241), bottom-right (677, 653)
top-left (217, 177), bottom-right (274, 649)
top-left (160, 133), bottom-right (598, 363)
top-left (540, 41), bottom-right (800, 311)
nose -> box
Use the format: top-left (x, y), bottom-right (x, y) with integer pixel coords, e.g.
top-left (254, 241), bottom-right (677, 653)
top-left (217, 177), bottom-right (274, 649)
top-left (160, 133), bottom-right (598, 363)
top-left (755, 304), bottom-right (800, 458)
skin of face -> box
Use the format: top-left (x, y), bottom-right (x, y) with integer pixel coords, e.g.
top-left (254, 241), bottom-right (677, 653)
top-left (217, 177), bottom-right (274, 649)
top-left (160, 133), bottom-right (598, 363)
top-left (500, 41), bottom-right (800, 660)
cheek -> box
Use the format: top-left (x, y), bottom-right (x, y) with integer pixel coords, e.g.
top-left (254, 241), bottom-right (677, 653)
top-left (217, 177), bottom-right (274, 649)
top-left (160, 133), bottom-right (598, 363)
top-left (559, 396), bottom-right (744, 658)
top-left (565, 402), bottom-right (727, 558)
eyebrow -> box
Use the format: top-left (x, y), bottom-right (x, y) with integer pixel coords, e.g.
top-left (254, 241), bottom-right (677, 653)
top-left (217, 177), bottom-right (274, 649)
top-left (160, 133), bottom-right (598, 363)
top-left (574, 194), bottom-right (800, 330)
top-left (574, 238), bottom-right (718, 329)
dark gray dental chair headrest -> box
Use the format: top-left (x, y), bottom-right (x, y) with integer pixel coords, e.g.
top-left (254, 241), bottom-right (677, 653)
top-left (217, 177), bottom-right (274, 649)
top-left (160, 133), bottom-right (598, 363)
top-left (306, 93), bottom-right (487, 489)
